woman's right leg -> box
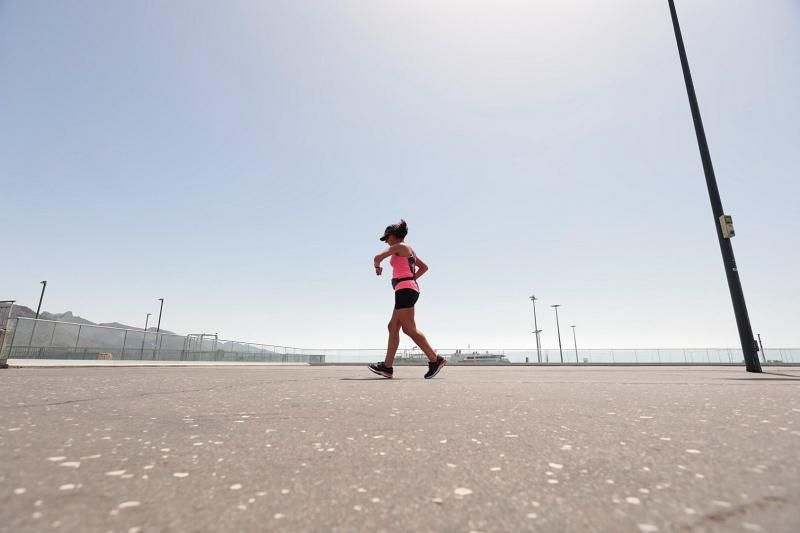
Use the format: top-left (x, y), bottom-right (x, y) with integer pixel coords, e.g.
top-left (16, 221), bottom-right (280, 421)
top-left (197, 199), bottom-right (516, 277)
top-left (385, 309), bottom-right (401, 367)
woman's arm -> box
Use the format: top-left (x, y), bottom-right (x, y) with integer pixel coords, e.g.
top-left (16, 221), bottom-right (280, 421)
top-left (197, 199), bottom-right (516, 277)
top-left (414, 256), bottom-right (429, 279)
top-left (373, 244), bottom-right (407, 275)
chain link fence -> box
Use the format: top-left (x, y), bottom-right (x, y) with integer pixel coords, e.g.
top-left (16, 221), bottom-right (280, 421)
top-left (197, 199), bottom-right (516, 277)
top-left (1, 317), bottom-right (798, 366)
top-left (0, 318), bottom-right (324, 364)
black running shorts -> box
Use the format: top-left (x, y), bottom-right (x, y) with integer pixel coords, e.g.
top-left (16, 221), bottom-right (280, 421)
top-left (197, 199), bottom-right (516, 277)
top-left (394, 288), bottom-right (420, 310)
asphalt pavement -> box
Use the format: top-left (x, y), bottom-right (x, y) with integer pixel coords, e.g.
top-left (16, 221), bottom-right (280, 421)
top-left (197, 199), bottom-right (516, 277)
top-left (1, 365), bottom-right (799, 532)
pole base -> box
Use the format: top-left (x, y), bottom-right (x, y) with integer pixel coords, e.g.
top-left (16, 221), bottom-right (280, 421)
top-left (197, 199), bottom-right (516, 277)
top-left (746, 366), bottom-right (762, 373)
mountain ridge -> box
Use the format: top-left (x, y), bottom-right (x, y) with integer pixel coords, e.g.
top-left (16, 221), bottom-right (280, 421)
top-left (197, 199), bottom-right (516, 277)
top-left (7, 305), bottom-right (174, 334)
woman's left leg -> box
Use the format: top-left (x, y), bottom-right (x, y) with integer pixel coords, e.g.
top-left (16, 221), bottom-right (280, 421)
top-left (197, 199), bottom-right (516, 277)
top-left (396, 308), bottom-right (437, 362)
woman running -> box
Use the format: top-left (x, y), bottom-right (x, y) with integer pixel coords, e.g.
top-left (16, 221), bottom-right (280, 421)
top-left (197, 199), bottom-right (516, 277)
top-left (368, 219), bottom-right (447, 379)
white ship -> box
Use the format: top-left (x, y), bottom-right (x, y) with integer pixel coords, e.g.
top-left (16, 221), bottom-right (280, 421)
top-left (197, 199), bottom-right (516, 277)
top-left (449, 349), bottom-right (511, 364)
top-left (395, 348), bottom-right (511, 364)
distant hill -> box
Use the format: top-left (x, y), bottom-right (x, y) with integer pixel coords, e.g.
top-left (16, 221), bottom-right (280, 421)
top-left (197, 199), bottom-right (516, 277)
top-left (8, 305), bottom-right (174, 334)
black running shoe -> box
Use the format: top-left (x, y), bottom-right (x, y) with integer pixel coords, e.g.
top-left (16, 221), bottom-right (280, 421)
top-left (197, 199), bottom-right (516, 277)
top-left (368, 362), bottom-right (393, 378)
top-left (424, 356), bottom-right (448, 379)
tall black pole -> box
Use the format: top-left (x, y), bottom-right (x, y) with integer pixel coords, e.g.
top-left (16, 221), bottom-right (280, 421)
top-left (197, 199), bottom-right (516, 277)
top-left (35, 281), bottom-right (47, 319)
top-left (667, 0), bottom-right (761, 372)
top-left (551, 305), bottom-right (563, 363)
top-left (156, 298), bottom-right (164, 334)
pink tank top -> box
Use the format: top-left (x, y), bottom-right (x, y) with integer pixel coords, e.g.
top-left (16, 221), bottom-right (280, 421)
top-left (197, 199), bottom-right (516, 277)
top-left (390, 252), bottom-right (419, 292)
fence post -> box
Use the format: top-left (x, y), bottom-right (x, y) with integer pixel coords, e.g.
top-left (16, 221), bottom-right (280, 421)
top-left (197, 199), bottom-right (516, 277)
top-left (0, 318), bottom-right (16, 368)
top-left (11, 319), bottom-right (18, 353)
top-left (121, 330), bottom-right (128, 360)
top-left (29, 319), bottom-right (39, 357)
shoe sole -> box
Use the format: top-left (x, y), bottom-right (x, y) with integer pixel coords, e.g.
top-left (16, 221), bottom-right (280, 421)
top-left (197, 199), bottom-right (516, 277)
top-left (424, 358), bottom-right (448, 379)
top-left (368, 366), bottom-right (393, 379)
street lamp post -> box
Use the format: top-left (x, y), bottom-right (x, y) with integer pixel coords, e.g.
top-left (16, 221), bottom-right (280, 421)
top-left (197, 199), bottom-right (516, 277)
top-left (28, 281), bottom-right (49, 353)
top-left (529, 295), bottom-right (542, 363)
top-left (571, 325), bottom-right (578, 363)
top-left (35, 281), bottom-right (47, 319)
top-left (155, 298), bottom-right (164, 360)
top-left (156, 299), bottom-right (164, 334)
top-left (667, 0), bottom-right (761, 373)
top-left (531, 329), bottom-right (542, 364)
top-left (551, 305), bottom-right (563, 363)
top-left (141, 312), bottom-right (152, 358)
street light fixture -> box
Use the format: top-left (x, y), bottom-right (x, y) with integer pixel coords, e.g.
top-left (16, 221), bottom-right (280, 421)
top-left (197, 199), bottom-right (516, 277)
top-left (529, 295), bottom-right (542, 363)
top-left (551, 304), bottom-right (563, 363)
top-left (667, 0), bottom-right (761, 373)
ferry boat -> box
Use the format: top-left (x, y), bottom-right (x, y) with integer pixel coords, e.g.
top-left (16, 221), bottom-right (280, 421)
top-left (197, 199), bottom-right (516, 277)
top-left (449, 349), bottom-right (511, 364)
top-left (395, 348), bottom-right (511, 365)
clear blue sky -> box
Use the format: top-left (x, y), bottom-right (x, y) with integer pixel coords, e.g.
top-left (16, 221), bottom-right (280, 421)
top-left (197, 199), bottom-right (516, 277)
top-left (2, 1), bottom-right (798, 349)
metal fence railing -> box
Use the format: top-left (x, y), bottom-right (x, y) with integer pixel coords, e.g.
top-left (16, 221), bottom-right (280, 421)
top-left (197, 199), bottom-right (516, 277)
top-left (1, 317), bottom-right (798, 366)
top-left (313, 347), bottom-right (800, 365)
top-left (0, 318), bottom-right (325, 364)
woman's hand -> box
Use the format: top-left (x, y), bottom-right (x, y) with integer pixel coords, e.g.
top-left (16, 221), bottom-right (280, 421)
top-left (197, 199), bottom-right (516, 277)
top-left (375, 265), bottom-right (383, 276)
